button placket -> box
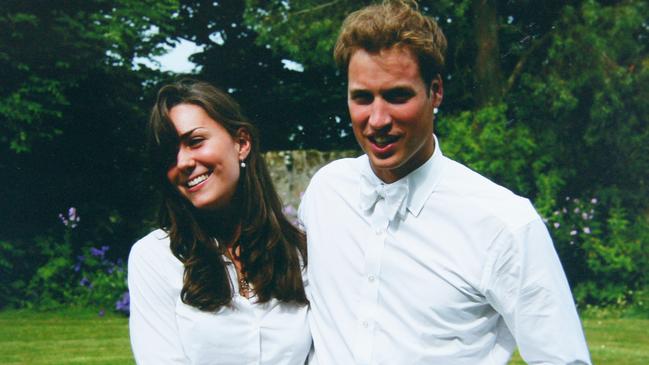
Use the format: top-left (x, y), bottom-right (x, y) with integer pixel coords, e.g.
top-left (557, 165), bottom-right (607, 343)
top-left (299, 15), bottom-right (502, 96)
top-left (354, 221), bottom-right (388, 365)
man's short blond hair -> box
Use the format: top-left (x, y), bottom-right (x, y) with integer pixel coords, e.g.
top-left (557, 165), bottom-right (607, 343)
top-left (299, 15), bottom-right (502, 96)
top-left (334, 0), bottom-right (447, 86)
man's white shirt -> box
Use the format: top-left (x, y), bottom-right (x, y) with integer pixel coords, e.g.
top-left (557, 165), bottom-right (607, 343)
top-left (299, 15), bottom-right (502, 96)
top-left (299, 135), bottom-right (591, 365)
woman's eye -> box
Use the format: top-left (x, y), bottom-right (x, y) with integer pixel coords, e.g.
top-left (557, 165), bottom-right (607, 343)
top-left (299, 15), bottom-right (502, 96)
top-left (188, 137), bottom-right (204, 147)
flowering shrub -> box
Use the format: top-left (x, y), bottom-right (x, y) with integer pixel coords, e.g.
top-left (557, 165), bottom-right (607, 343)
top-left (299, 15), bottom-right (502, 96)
top-left (73, 244), bottom-right (129, 315)
top-left (546, 197), bottom-right (648, 306)
top-left (23, 207), bottom-right (130, 315)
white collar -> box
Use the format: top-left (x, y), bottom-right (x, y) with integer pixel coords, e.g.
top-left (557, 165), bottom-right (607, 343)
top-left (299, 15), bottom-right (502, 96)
top-left (358, 134), bottom-right (445, 218)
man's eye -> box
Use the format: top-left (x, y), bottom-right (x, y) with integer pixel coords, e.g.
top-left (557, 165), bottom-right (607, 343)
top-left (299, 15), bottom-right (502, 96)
top-left (385, 92), bottom-right (413, 104)
top-left (351, 93), bottom-right (373, 105)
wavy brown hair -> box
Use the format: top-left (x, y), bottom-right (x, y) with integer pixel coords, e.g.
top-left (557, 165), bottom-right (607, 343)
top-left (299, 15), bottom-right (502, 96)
top-left (334, 0), bottom-right (447, 87)
top-left (147, 79), bottom-right (307, 311)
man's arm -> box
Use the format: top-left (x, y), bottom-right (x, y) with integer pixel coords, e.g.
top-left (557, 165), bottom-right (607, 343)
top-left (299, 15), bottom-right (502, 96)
top-left (483, 218), bottom-right (592, 364)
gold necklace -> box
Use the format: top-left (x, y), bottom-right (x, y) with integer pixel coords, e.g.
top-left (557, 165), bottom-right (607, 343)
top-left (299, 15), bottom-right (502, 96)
top-left (238, 275), bottom-right (252, 298)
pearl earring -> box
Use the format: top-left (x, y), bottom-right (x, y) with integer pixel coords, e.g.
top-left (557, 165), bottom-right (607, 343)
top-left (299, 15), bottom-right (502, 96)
top-left (240, 161), bottom-right (246, 168)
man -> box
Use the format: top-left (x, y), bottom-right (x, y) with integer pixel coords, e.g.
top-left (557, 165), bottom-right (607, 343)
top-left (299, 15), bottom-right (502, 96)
top-left (298, 1), bottom-right (591, 364)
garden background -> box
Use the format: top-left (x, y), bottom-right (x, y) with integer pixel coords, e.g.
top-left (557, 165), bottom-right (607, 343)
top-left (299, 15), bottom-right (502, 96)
top-left (1, 0), bottom-right (647, 362)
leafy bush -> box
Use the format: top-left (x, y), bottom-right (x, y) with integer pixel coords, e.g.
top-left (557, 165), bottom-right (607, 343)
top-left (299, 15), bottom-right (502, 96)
top-left (547, 197), bottom-right (649, 306)
top-left (10, 207), bottom-right (131, 315)
top-left (438, 103), bottom-right (563, 216)
top-left (0, 240), bottom-right (30, 308)
top-left (73, 245), bottom-right (129, 314)
top-left (25, 234), bottom-right (78, 308)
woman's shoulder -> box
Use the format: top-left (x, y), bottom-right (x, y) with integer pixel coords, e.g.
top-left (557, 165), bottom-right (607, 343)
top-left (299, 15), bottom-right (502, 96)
top-left (128, 229), bottom-right (181, 270)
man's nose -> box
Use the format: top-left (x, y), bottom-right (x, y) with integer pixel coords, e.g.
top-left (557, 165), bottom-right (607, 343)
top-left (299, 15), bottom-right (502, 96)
top-left (368, 100), bottom-right (392, 130)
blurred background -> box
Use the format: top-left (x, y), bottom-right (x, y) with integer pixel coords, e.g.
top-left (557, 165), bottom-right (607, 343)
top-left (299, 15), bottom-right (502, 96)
top-left (1, 0), bottom-right (647, 319)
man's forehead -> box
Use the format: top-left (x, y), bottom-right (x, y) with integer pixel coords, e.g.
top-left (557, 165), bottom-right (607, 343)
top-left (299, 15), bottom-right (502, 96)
top-left (348, 47), bottom-right (425, 87)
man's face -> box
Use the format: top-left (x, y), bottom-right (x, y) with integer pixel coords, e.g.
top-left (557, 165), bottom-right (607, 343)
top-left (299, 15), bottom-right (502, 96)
top-left (347, 46), bottom-right (442, 183)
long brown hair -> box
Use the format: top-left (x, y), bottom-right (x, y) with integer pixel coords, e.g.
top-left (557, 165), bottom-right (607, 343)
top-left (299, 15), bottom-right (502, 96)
top-left (147, 79), bottom-right (307, 310)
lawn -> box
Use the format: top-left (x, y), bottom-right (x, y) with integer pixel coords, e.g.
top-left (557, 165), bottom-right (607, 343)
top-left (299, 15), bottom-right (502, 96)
top-left (0, 308), bottom-right (132, 365)
top-left (0, 308), bottom-right (647, 364)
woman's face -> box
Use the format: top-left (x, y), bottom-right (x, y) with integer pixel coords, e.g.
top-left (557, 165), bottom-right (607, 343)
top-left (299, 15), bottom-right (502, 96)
top-left (166, 103), bottom-right (250, 211)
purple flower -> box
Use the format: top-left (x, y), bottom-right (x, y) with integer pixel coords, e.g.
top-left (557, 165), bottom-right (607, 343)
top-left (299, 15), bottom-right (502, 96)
top-left (570, 230), bottom-right (578, 236)
top-left (90, 247), bottom-right (104, 257)
top-left (80, 277), bottom-right (92, 288)
top-left (583, 227), bottom-right (591, 234)
top-left (553, 222), bottom-right (560, 229)
top-left (283, 204), bottom-right (297, 217)
top-left (115, 291), bottom-right (130, 315)
top-left (98, 309), bottom-right (105, 317)
top-left (73, 255), bottom-right (84, 272)
top-left (58, 213), bottom-right (68, 227)
top-left (591, 198), bottom-right (598, 204)
top-left (90, 245), bottom-right (109, 258)
top-left (58, 207), bottom-right (81, 228)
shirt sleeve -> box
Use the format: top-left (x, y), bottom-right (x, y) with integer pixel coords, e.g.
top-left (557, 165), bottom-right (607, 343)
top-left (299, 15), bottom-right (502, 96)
top-left (128, 235), bottom-right (189, 364)
top-left (482, 218), bottom-right (592, 364)
top-left (297, 181), bottom-right (313, 231)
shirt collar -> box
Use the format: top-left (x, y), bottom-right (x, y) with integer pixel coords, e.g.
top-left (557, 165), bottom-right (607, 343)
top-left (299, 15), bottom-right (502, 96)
top-left (358, 134), bottom-right (445, 218)
top-left (406, 134), bottom-right (445, 216)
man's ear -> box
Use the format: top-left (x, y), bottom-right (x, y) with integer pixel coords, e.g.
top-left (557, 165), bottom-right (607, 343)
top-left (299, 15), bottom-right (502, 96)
top-left (235, 128), bottom-right (252, 161)
top-left (430, 75), bottom-right (443, 108)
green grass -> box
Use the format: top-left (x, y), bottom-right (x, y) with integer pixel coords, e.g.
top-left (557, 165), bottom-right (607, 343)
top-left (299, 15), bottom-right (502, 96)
top-left (0, 308), bottom-right (647, 364)
top-left (0, 308), bottom-right (133, 365)
top-left (508, 316), bottom-right (649, 365)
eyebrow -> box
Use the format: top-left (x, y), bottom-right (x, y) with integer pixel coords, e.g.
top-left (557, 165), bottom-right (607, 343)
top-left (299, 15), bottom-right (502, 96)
top-left (349, 85), bottom-right (415, 95)
top-left (178, 127), bottom-right (204, 141)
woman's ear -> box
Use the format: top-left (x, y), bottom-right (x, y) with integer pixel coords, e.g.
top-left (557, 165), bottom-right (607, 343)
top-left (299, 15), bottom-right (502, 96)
top-left (235, 128), bottom-right (252, 161)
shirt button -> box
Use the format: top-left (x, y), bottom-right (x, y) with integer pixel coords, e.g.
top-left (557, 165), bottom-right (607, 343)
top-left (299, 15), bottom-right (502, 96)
top-left (362, 320), bottom-right (369, 328)
top-left (368, 275), bottom-right (375, 282)
top-left (374, 228), bottom-right (383, 235)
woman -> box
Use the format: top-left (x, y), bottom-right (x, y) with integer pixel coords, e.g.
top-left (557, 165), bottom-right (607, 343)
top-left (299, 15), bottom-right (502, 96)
top-left (128, 79), bottom-right (310, 364)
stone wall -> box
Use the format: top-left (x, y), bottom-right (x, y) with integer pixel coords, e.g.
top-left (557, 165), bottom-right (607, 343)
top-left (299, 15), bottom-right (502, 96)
top-left (263, 150), bottom-right (360, 210)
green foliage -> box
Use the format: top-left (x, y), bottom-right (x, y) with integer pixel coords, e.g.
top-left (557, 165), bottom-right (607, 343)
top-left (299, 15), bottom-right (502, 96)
top-left (25, 235), bottom-right (77, 309)
top-left (437, 104), bottom-right (547, 199)
top-left (546, 198), bottom-right (649, 306)
top-left (511, 0), bottom-right (649, 212)
top-left (0, 240), bottom-right (29, 308)
top-left (75, 246), bottom-right (128, 311)
top-left (0, 0), bottom-right (178, 153)
top-left (4, 209), bottom-right (130, 314)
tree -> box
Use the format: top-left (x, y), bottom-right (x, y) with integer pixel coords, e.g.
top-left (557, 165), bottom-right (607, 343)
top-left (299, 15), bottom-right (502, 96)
top-left (0, 0), bottom-right (177, 154)
top-left (0, 0), bottom-right (178, 253)
top-left (168, 0), bottom-right (354, 150)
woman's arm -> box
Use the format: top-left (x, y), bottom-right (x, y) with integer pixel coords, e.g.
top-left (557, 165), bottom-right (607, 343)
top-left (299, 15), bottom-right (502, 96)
top-left (128, 232), bottom-right (189, 364)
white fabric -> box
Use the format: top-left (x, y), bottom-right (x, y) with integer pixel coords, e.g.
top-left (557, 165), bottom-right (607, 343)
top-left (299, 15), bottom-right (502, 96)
top-left (128, 229), bottom-right (311, 365)
top-left (299, 135), bottom-right (591, 365)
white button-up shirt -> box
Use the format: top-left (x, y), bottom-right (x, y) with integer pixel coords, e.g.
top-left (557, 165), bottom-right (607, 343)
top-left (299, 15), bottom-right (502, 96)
top-left (299, 136), bottom-right (591, 365)
top-left (128, 229), bottom-right (311, 365)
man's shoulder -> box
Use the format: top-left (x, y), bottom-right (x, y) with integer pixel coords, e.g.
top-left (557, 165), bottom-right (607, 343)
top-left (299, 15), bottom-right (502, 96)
top-left (440, 157), bottom-right (539, 228)
top-left (310, 155), bottom-right (365, 185)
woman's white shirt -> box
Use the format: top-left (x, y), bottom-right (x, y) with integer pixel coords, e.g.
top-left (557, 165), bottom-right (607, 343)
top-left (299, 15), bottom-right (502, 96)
top-left (128, 229), bottom-right (311, 365)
